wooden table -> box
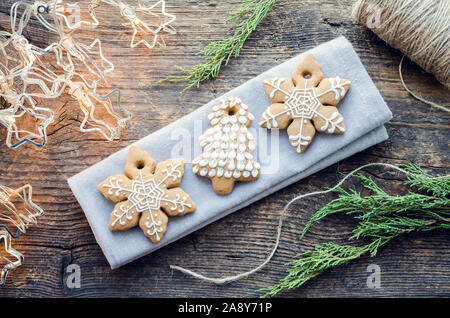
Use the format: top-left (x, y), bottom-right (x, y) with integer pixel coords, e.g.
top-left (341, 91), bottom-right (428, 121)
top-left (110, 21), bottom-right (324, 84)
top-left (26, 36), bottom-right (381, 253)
top-left (0, 0), bottom-right (448, 297)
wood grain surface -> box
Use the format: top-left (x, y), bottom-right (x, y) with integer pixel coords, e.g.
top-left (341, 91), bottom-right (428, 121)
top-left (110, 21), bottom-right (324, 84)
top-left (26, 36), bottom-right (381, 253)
top-left (0, 0), bottom-right (449, 298)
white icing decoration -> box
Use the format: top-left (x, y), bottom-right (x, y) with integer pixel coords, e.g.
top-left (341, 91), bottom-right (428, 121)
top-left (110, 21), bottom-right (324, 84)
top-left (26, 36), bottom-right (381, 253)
top-left (195, 97), bottom-right (261, 183)
top-left (261, 76), bottom-right (349, 148)
top-left (329, 77), bottom-right (350, 100)
top-left (239, 117), bottom-right (248, 124)
top-left (259, 107), bottom-right (279, 129)
top-left (103, 162), bottom-right (191, 240)
top-left (265, 77), bottom-right (285, 98)
top-left (320, 112), bottom-right (345, 133)
top-left (209, 159), bottom-right (218, 168)
top-left (289, 132), bottom-right (312, 153)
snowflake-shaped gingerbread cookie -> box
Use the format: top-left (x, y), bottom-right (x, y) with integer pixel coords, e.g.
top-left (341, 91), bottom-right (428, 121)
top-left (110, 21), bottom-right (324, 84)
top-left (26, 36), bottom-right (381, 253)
top-left (98, 146), bottom-right (196, 243)
top-left (259, 54), bottom-right (351, 153)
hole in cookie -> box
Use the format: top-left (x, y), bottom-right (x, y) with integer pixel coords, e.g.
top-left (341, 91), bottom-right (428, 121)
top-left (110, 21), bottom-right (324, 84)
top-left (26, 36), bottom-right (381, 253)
top-left (303, 71), bottom-right (312, 79)
top-left (136, 161), bottom-right (145, 169)
top-left (228, 105), bottom-right (239, 116)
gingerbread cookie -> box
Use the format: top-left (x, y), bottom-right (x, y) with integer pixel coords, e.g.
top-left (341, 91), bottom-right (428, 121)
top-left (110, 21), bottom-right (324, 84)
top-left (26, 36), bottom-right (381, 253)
top-left (192, 96), bottom-right (261, 195)
top-left (259, 54), bottom-right (351, 153)
top-left (98, 146), bottom-right (196, 243)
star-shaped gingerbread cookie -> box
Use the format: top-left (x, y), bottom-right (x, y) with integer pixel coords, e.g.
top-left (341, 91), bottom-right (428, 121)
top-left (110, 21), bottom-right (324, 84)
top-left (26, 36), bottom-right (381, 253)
top-left (259, 54), bottom-right (351, 153)
top-left (98, 146), bottom-right (196, 243)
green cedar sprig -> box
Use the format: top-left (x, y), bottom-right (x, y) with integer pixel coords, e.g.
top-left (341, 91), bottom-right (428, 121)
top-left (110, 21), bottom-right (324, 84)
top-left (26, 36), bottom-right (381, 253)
top-left (157, 0), bottom-right (277, 90)
top-left (259, 164), bottom-right (449, 298)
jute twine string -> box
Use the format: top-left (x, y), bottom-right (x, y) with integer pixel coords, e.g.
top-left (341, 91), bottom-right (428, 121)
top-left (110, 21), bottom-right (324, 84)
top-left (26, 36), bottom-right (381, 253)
top-left (399, 56), bottom-right (450, 113)
top-left (170, 163), bottom-right (442, 284)
top-left (352, 0), bottom-right (450, 112)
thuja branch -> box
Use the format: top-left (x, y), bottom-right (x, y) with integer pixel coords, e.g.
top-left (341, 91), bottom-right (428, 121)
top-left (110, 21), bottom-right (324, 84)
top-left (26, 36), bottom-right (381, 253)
top-left (301, 169), bottom-right (450, 238)
top-left (259, 164), bottom-right (449, 297)
top-left (158, 0), bottom-right (277, 90)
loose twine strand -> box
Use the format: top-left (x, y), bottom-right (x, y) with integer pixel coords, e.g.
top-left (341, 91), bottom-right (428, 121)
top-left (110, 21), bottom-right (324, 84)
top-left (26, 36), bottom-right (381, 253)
top-left (170, 162), bottom-right (438, 284)
top-left (352, 0), bottom-right (450, 112)
top-left (399, 56), bottom-right (450, 113)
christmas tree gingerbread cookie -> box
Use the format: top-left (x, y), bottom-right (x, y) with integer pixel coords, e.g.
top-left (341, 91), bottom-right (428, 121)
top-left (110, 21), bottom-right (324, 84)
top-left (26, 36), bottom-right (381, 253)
top-left (259, 54), bottom-right (351, 153)
top-left (98, 146), bottom-right (196, 243)
top-left (192, 96), bottom-right (261, 195)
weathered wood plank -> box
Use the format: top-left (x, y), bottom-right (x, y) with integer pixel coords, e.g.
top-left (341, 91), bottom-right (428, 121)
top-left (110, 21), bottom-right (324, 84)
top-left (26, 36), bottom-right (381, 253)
top-left (0, 0), bottom-right (448, 297)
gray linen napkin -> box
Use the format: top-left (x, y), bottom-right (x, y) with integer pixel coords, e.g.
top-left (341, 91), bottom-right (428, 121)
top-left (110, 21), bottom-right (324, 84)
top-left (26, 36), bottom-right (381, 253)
top-left (68, 36), bottom-right (392, 269)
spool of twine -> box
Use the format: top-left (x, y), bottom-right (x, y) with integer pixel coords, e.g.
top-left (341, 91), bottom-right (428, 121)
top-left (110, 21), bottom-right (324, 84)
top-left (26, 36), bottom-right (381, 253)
top-left (352, 0), bottom-right (450, 89)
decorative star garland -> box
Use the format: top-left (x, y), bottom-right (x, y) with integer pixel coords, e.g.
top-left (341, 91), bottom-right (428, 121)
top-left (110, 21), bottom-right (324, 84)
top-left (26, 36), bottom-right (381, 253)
top-left (0, 229), bottom-right (24, 286)
top-left (94, 0), bottom-right (176, 50)
top-left (0, 183), bottom-right (43, 286)
top-left (0, 0), bottom-right (178, 148)
top-left (0, 0), bottom-right (177, 148)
